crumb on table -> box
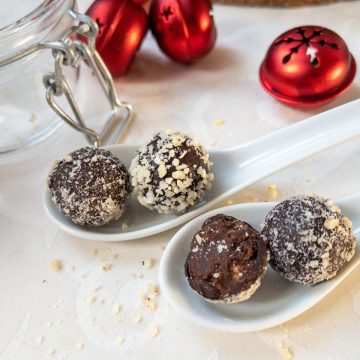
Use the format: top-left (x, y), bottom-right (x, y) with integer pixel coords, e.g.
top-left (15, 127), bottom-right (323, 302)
top-left (213, 118), bottom-right (225, 126)
top-left (140, 293), bottom-right (157, 311)
top-left (134, 315), bottom-right (143, 324)
top-left (102, 263), bottom-right (112, 271)
top-left (277, 341), bottom-right (293, 359)
top-left (116, 336), bottom-right (124, 344)
top-left (142, 258), bottom-right (155, 268)
top-left (50, 260), bottom-right (62, 271)
top-left (148, 284), bottom-right (160, 296)
top-left (150, 326), bottom-right (159, 337)
top-left (112, 303), bottom-right (121, 315)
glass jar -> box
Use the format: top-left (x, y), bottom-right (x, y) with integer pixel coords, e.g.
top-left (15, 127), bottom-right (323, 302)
top-left (0, 0), bottom-right (133, 153)
top-left (0, 0), bottom-right (76, 152)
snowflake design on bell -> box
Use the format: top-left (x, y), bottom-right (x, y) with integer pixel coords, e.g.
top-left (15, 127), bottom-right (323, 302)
top-left (274, 27), bottom-right (339, 66)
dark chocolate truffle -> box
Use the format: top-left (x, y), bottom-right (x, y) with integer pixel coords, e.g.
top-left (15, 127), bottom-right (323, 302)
top-left (48, 147), bottom-right (131, 226)
top-left (185, 214), bottom-right (268, 303)
top-left (261, 195), bottom-right (356, 286)
top-left (130, 129), bottom-right (214, 213)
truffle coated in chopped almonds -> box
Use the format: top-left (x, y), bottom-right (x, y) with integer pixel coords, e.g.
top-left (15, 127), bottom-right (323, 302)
top-left (130, 129), bottom-right (214, 214)
top-left (47, 147), bottom-right (131, 226)
top-left (185, 214), bottom-right (268, 303)
top-left (261, 195), bottom-right (356, 286)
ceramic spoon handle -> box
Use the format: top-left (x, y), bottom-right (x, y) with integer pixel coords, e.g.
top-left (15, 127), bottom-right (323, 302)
top-left (224, 99), bottom-right (360, 190)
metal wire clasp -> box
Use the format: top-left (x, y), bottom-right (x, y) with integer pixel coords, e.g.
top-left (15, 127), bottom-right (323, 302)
top-left (43, 8), bottom-right (134, 147)
top-left (0, 4), bottom-right (134, 147)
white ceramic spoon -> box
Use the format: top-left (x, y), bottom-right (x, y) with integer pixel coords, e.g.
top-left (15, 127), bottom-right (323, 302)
top-left (44, 100), bottom-right (360, 241)
top-left (159, 193), bottom-right (360, 332)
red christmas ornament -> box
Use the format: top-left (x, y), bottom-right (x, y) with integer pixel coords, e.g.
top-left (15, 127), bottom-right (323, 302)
top-left (131, 0), bottom-right (148, 5)
top-left (259, 26), bottom-right (356, 106)
top-left (149, 0), bottom-right (217, 63)
top-left (86, 0), bottom-right (148, 77)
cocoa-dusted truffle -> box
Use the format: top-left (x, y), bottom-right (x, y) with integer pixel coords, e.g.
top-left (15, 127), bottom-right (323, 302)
top-left (130, 129), bottom-right (214, 213)
top-left (262, 195), bottom-right (356, 286)
top-left (48, 147), bottom-right (131, 226)
top-left (185, 214), bottom-right (268, 303)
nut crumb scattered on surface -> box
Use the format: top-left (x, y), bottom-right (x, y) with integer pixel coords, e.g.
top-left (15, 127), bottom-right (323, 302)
top-left (150, 326), bottom-right (159, 337)
top-left (112, 253), bottom-right (119, 260)
top-left (46, 321), bottom-right (53, 328)
top-left (29, 114), bottom-right (37, 123)
top-left (142, 258), bottom-right (155, 268)
top-left (267, 184), bottom-right (278, 200)
top-left (159, 244), bottom-right (166, 251)
top-left (213, 118), bottom-right (225, 126)
top-left (116, 336), bottom-right (124, 344)
top-left (76, 341), bottom-right (84, 350)
top-left (87, 295), bottom-right (96, 304)
top-left (277, 341), bottom-right (292, 359)
top-left (140, 294), bottom-right (157, 311)
top-left (36, 335), bottom-right (44, 344)
top-left (112, 303), bottom-right (121, 315)
top-left (102, 263), bottom-right (112, 271)
top-left (93, 286), bottom-right (102, 293)
top-left (146, 299), bottom-right (157, 311)
top-left (92, 249), bottom-right (98, 256)
top-left (122, 222), bottom-right (129, 230)
top-left (225, 199), bottom-right (235, 205)
top-left (134, 315), bottom-right (143, 324)
top-left (50, 260), bottom-right (62, 271)
top-left (47, 348), bottom-right (55, 356)
top-left (148, 284), bottom-right (160, 296)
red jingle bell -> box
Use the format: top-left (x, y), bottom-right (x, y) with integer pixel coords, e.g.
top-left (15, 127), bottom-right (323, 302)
top-left (86, 0), bottom-right (148, 77)
top-left (259, 26), bottom-right (356, 106)
top-left (149, 0), bottom-right (217, 63)
top-left (131, 0), bottom-right (148, 5)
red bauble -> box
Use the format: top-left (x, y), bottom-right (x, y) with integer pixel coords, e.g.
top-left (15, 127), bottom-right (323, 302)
top-left (86, 0), bottom-right (148, 77)
top-left (131, 0), bottom-right (148, 4)
top-left (259, 26), bottom-right (356, 106)
top-left (149, 0), bottom-right (217, 63)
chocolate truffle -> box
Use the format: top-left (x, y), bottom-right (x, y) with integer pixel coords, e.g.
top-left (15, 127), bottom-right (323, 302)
top-left (262, 195), bottom-right (356, 286)
top-left (130, 129), bottom-right (214, 213)
top-left (184, 214), bottom-right (268, 303)
top-left (48, 147), bottom-right (131, 226)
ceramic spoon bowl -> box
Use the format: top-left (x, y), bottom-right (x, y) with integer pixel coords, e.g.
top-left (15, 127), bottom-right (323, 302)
top-left (159, 193), bottom-right (360, 332)
top-left (44, 100), bottom-right (360, 241)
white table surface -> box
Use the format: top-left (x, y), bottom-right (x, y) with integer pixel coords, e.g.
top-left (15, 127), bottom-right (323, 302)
top-left (1, 1), bottom-right (360, 359)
